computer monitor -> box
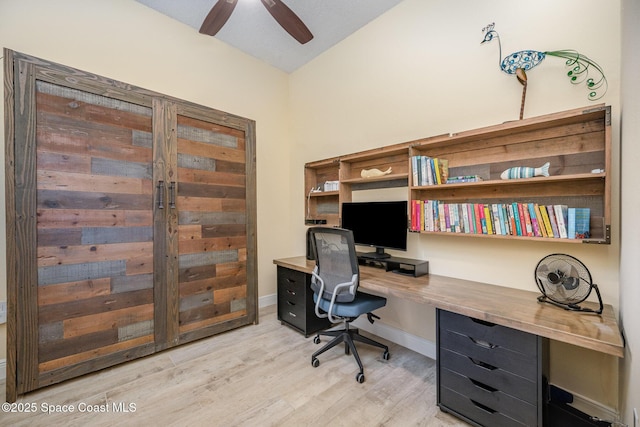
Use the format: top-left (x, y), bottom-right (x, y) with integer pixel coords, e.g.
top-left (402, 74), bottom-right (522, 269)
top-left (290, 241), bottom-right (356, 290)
top-left (341, 200), bottom-right (408, 259)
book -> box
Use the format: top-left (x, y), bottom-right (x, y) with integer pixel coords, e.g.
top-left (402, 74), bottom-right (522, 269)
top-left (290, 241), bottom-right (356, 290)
top-left (528, 203), bottom-right (541, 237)
top-left (446, 175), bottom-right (483, 184)
top-left (492, 204), bottom-right (502, 235)
top-left (521, 203), bottom-right (533, 236)
top-left (484, 205), bottom-right (494, 234)
top-left (511, 202), bottom-right (522, 236)
top-left (553, 205), bottom-right (568, 238)
top-left (546, 205), bottom-right (560, 238)
top-left (572, 207), bottom-right (591, 239)
top-left (538, 204), bottom-right (553, 237)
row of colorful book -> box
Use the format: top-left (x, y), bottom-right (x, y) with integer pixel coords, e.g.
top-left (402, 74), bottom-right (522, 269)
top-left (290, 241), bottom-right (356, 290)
top-left (410, 200), bottom-right (591, 239)
top-left (410, 155), bottom-right (449, 186)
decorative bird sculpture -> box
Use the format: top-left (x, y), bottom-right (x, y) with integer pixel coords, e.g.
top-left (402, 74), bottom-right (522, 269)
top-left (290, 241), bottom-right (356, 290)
top-left (481, 23), bottom-right (607, 119)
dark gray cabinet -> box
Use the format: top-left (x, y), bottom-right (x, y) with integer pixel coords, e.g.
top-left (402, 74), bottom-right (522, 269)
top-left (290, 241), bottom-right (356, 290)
top-left (437, 309), bottom-right (549, 427)
top-left (277, 266), bottom-right (331, 337)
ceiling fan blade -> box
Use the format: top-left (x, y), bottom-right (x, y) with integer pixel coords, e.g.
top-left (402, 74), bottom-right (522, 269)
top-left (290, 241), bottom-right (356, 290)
top-left (199, 0), bottom-right (238, 36)
top-left (260, 0), bottom-right (313, 44)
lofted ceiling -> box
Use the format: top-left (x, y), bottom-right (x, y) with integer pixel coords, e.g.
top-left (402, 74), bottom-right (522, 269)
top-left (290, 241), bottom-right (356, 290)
top-left (134, 0), bottom-right (405, 73)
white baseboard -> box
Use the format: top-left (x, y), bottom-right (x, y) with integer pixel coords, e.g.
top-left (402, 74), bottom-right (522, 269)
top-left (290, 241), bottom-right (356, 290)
top-left (352, 316), bottom-right (437, 360)
top-left (259, 293), bottom-right (277, 308)
top-left (260, 293), bottom-right (436, 359)
top-left (0, 359), bottom-right (5, 381)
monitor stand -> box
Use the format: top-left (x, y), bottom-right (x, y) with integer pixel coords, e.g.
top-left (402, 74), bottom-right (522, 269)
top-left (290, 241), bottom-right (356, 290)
top-left (358, 247), bottom-right (391, 260)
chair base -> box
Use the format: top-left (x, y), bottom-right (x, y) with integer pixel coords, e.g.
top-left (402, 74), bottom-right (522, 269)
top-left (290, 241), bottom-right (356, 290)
top-left (311, 323), bottom-right (389, 383)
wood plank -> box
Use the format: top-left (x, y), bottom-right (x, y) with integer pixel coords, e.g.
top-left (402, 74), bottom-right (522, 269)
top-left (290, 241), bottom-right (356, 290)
top-left (39, 328), bottom-right (119, 363)
top-left (178, 264), bottom-right (217, 283)
top-left (178, 249), bottom-right (238, 269)
top-left (111, 273), bottom-right (154, 294)
top-left (38, 278), bottom-right (112, 306)
top-left (178, 235), bottom-right (247, 255)
top-left (37, 209), bottom-right (153, 228)
top-left (177, 114), bottom-right (244, 140)
top-left (200, 224), bottom-right (246, 238)
top-left (177, 125), bottom-right (237, 148)
top-left (125, 253), bottom-right (154, 275)
top-left (177, 196), bottom-right (245, 212)
top-left (179, 302), bottom-right (231, 325)
top-left (38, 335), bottom-right (154, 374)
top-left (91, 157), bottom-right (153, 179)
top-left (179, 273), bottom-right (247, 298)
top-left (37, 227), bottom-right (82, 247)
top-left (179, 291), bottom-right (214, 312)
top-left (37, 170), bottom-right (152, 194)
top-left (36, 150), bottom-right (90, 174)
top-left (62, 304), bottom-right (154, 339)
top-left (178, 138), bottom-right (245, 163)
top-left (37, 104), bottom-right (152, 148)
top-left (178, 182), bottom-right (245, 200)
top-left (38, 259), bottom-right (126, 287)
top-left (38, 288), bottom-right (153, 324)
top-left (37, 241), bottom-right (153, 267)
top-left (80, 226), bottom-right (153, 244)
top-left (177, 167), bottom-right (245, 187)
top-left (179, 211), bottom-right (246, 226)
top-left (36, 90), bottom-right (152, 132)
top-left (37, 189), bottom-right (152, 210)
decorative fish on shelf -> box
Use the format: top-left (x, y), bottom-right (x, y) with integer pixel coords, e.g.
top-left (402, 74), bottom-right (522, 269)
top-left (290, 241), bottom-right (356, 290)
top-left (501, 162), bottom-right (550, 180)
top-left (361, 167), bottom-right (392, 178)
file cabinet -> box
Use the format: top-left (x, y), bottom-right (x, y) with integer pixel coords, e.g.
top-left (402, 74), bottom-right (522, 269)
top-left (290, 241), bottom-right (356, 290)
top-left (277, 266), bottom-right (331, 336)
top-left (437, 309), bottom-right (549, 426)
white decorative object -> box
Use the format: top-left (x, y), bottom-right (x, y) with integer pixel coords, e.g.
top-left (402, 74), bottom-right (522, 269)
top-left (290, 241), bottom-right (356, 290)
top-left (361, 167), bottom-right (392, 179)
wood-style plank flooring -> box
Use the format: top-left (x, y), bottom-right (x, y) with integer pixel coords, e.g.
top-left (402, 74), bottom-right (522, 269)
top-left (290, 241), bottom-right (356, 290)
top-left (1, 305), bottom-right (468, 426)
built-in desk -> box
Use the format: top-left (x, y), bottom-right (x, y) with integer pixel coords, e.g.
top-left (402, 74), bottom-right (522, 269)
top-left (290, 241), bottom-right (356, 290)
top-left (273, 256), bottom-right (624, 358)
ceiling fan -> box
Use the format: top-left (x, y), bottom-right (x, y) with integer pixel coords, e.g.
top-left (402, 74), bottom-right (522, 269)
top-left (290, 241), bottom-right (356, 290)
top-left (199, 0), bottom-right (314, 44)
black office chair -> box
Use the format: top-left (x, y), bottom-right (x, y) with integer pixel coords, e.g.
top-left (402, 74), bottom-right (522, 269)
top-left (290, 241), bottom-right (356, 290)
top-left (308, 227), bottom-right (389, 383)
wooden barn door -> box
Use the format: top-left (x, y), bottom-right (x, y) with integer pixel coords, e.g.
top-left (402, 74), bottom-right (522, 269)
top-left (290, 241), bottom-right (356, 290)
top-left (21, 79), bottom-right (157, 393)
top-left (5, 50), bottom-right (257, 401)
top-left (174, 107), bottom-right (252, 343)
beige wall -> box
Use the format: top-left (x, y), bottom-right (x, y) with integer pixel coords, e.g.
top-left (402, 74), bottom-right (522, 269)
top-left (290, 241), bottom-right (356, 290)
top-left (620, 0), bottom-right (640, 424)
top-left (0, 0), bottom-right (292, 368)
top-left (1, 0), bottom-right (637, 422)
top-left (290, 0), bottom-right (622, 412)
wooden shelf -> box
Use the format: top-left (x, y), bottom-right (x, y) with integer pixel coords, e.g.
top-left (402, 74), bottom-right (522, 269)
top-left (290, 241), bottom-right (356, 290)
top-left (304, 105), bottom-right (611, 244)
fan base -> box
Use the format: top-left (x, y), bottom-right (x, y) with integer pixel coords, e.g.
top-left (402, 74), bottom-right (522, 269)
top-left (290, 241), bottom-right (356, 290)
top-left (537, 294), bottom-right (603, 315)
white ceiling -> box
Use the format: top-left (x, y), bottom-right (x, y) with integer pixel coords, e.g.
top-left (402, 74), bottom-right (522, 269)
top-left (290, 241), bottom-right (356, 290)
top-left (134, 0), bottom-right (405, 73)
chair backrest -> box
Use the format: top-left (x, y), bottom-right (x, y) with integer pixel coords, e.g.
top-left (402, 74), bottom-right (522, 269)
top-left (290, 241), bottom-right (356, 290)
top-left (309, 227), bottom-right (359, 303)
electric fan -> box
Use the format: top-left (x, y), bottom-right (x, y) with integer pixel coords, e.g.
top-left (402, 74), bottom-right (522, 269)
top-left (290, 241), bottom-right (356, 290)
top-left (534, 253), bottom-right (603, 314)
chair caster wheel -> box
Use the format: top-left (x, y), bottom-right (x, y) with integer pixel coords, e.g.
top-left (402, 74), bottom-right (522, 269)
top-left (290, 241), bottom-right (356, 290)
top-left (312, 357), bottom-right (320, 368)
top-left (383, 350), bottom-right (390, 360)
top-left (356, 372), bottom-right (365, 383)
top-left (313, 336), bottom-right (321, 344)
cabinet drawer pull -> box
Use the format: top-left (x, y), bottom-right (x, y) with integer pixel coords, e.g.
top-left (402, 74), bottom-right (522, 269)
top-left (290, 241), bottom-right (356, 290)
top-left (471, 318), bottom-right (496, 327)
top-left (469, 378), bottom-right (498, 393)
top-left (169, 181), bottom-right (176, 209)
top-left (286, 301), bottom-right (296, 306)
top-left (288, 312), bottom-right (297, 318)
top-left (157, 180), bottom-right (164, 209)
top-left (286, 278), bottom-right (297, 284)
top-left (468, 357), bottom-right (497, 371)
top-left (470, 337), bottom-right (497, 349)
top-left (287, 289), bottom-right (296, 295)
top-left (470, 399), bottom-right (497, 414)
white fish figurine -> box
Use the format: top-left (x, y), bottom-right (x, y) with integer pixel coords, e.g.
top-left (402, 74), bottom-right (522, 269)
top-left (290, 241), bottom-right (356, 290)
top-left (361, 167), bottom-right (392, 178)
top-left (500, 162), bottom-right (550, 180)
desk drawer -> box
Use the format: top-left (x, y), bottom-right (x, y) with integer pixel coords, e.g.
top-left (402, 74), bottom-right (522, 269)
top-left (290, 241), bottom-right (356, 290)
top-left (440, 385), bottom-right (530, 427)
top-left (440, 347), bottom-right (537, 404)
top-left (439, 310), bottom-right (537, 355)
top-left (440, 367), bottom-right (537, 425)
top-left (439, 328), bottom-right (538, 381)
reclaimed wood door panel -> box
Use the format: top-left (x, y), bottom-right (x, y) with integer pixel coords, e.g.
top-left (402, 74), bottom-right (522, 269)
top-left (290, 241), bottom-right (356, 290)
top-left (6, 50), bottom-right (257, 402)
top-left (176, 113), bottom-right (250, 341)
top-left (32, 81), bottom-right (156, 389)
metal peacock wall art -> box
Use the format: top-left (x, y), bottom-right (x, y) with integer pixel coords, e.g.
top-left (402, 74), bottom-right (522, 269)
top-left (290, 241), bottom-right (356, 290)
top-left (481, 23), bottom-right (607, 119)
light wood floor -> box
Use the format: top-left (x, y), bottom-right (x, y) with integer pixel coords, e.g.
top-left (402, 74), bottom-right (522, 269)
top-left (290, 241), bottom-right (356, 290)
top-left (1, 305), bottom-right (468, 426)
